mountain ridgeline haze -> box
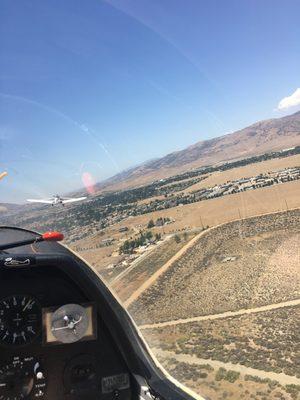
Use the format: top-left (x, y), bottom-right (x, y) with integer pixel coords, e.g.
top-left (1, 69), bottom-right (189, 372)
top-left (100, 111), bottom-right (300, 191)
top-left (1, 111), bottom-right (300, 205)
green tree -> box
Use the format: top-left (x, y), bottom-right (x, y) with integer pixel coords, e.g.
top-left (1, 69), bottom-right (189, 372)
top-left (147, 219), bottom-right (155, 228)
top-left (145, 231), bottom-right (153, 240)
top-left (155, 233), bottom-right (161, 241)
top-left (174, 234), bottom-right (181, 243)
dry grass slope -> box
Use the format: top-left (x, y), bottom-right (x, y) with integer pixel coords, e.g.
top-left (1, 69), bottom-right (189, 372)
top-left (129, 209), bottom-right (300, 325)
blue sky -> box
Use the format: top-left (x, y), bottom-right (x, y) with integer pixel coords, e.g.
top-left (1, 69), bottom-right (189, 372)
top-left (1, 0), bottom-right (300, 202)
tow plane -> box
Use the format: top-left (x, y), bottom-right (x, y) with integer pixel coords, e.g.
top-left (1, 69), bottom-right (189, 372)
top-left (27, 194), bottom-right (87, 206)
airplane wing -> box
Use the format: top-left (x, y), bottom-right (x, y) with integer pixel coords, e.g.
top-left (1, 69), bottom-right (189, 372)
top-left (27, 199), bottom-right (53, 204)
top-left (62, 197), bottom-right (87, 204)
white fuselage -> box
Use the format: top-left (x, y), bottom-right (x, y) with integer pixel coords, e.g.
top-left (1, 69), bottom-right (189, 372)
top-left (53, 196), bottom-right (63, 205)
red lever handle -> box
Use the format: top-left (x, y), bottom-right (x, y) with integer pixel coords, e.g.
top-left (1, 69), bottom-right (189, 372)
top-left (41, 231), bottom-right (64, 241)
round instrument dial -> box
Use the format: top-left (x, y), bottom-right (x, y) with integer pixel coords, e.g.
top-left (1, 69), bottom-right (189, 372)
top-left (0, 361), bottom-right (34, 400)
top-left (0, 357), bottom-right (46, 400)
top-left (51, 304), bottom-right (89, 343)
top-left (0, 295), bottom-right (41, 346)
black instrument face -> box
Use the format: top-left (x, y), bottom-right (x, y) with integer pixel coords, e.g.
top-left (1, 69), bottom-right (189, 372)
top-left (0, 295), bottom-right (41, 346)
top-left (0, 357), bottom-right (46, 400)
top-left (0, 361), bottom-right (34, 400)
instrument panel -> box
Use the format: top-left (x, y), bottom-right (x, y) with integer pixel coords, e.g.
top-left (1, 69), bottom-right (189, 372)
top-left (0, 264), bottom-right (132, 400)
top-left (0, 296), bottom-right (97, 348)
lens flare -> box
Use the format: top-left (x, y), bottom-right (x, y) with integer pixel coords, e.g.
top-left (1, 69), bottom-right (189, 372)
top-left (82, 172), bottom-right (95, 194)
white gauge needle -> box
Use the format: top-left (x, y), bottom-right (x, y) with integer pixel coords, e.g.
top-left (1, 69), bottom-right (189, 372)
top-left (23, 299), bottom-right (34, 311)
top-left (51, 316), bottom-right (82, 331)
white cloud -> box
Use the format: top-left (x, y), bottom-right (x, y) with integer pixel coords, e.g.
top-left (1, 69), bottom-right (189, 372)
top-left (277, 88), bottom-right (300, 110)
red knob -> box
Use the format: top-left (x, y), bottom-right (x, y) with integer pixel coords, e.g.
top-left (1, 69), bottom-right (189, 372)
top-left (42, 231), bottom-right (64, 241)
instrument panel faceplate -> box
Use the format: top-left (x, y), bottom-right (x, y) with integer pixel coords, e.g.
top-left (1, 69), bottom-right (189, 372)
top-left (0, 263), bottom-right (131, 400)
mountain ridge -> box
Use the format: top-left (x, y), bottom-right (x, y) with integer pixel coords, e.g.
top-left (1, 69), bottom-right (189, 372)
top-left (97, 111), bottom-right (300, 191)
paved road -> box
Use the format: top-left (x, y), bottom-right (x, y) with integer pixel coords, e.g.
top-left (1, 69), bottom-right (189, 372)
top-left (154, 349), bottom-right (300, 387)
top-left (139, 298), bottom-right (300, 329)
